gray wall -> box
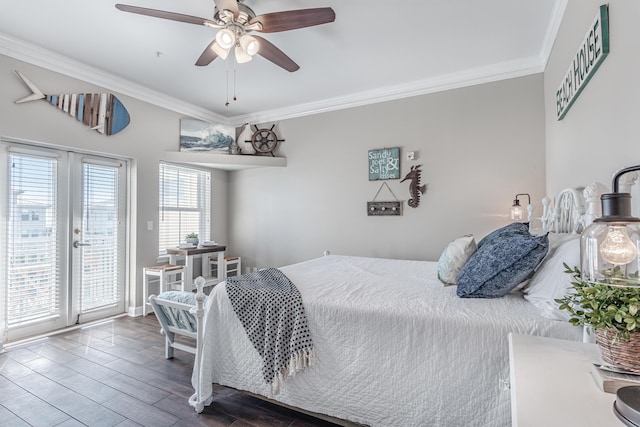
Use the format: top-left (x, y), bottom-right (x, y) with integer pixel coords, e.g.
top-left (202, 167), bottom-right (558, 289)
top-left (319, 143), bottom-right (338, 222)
top-left (231, 74), bottom-right (547, 269)
top-left (545, 1), bottom-right (640, 197)
top-left (0, 55), bottom-right (230, 314)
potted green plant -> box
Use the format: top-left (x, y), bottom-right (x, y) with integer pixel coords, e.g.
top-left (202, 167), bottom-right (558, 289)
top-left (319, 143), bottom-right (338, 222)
top-left (185, 232), bottom-right (199, 246)
top-left (556, 263), bottom-right (640, 372)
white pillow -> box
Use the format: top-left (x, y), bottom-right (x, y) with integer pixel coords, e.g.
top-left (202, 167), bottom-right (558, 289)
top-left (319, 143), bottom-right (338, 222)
top-left (437, 235), bottom-right (477, 286)
top-left (547, 232), bottom-right (581, 252)
top-left (523, 234), bottom-right (580, 320)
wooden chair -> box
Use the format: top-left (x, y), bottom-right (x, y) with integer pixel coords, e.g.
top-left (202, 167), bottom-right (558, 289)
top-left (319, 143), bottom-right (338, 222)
top-left (209, 256), bottom-right (241, 279)
top-left (142, 264), bottom-right (185, 315)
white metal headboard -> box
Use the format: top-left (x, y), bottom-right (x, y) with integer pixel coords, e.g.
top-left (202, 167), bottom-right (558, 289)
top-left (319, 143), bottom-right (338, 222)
top-left (549, 187), bottom-right (585, 233)
top-left (538, 182), bottom-right (609, 234)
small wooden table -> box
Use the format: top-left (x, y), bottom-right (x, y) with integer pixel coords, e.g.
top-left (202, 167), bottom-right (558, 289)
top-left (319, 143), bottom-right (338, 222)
top-left (166, 245), bottom-right (226, 290)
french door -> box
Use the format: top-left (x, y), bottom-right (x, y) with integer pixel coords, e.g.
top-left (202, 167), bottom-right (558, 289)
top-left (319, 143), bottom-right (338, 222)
top-left (0, 139), bottom-right (128, 342)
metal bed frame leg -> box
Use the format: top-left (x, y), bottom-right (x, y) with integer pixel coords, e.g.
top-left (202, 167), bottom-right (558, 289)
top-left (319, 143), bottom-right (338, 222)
top-left (191, 276), bottom-right (207, 413)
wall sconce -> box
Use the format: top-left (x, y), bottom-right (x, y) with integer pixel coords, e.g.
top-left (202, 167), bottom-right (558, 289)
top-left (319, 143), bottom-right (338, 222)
top-left (510, 193), bottom-right (531, 222)
top-left (581, 165), bottom-right (640, 287)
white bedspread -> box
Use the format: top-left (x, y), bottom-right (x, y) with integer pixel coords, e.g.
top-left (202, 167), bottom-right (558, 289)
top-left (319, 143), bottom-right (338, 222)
top-left (193, 255), bottom-right (582, 426)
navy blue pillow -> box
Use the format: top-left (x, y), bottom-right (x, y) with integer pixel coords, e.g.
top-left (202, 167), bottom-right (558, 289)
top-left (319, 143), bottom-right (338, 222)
top-left (477, 222), bottom-right (530, 249)
top-left (457, 225), bottom-right (549, 298)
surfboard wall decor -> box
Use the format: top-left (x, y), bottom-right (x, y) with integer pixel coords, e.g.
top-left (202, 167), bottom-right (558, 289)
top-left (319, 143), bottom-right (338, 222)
top-left (14, 70), bottom-right (130, 136)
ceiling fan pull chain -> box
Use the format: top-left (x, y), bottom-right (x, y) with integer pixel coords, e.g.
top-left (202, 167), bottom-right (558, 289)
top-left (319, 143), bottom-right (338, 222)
top-left (225, 68), bottom-right (230, 107)
top-left (233, 67), bottom-right (237, 101)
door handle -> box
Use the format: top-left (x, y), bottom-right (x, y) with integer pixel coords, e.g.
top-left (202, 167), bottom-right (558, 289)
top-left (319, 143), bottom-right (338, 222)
top-left (73, 241), bottom-right (91, 248)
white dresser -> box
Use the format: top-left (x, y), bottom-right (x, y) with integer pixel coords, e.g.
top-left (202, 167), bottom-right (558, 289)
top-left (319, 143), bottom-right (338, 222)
top-left (508, 332), bottom-right (622, 426)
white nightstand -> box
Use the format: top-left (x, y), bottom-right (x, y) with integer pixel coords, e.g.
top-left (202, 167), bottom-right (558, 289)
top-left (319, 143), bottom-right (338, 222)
top-left (508, 332), bottom-right (622, 426)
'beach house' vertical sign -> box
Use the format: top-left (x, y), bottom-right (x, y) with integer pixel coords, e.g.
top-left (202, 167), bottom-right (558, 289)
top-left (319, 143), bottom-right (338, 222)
top-left (556, 4), bottom-right (609, 120)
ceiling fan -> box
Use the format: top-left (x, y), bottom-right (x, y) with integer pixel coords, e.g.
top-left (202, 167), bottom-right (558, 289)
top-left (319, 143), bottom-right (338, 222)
top-left (115, 0), bottom-right (336, 72)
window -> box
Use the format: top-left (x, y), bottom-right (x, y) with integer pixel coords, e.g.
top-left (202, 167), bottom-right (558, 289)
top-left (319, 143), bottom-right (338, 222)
top-left (159, 163), bottom-right (211, 254)
top-left (80, 161), bottom-right (123, 312)
top-left (7, 152), bottom-right (60, 326)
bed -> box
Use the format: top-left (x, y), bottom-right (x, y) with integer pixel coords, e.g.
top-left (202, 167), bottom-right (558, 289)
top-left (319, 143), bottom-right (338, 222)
top-left (150, 184), bottom-right (605, 427)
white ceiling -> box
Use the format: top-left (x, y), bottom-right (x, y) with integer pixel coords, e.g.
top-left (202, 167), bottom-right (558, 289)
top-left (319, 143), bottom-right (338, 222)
top-left (0, 0), bottom-right (566, 126)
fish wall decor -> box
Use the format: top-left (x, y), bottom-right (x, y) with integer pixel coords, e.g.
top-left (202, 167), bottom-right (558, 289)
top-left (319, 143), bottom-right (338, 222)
top-left (14, 70), bottom-right (130, 136)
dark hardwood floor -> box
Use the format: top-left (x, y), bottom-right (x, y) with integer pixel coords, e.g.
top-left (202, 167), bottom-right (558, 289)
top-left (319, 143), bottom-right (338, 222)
top-left (0, 315), bottom-right (341, 427)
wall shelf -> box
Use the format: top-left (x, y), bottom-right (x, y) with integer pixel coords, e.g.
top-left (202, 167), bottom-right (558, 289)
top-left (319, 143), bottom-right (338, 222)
top-left (163, 151), bottom-right (286, 171)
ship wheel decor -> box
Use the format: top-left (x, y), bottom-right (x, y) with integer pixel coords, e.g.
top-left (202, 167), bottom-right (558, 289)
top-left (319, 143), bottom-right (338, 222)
top-left (249, 124), bottom-right (284, 156)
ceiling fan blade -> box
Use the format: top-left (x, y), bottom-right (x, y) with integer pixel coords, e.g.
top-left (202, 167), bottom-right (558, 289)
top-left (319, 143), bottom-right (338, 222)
top-left (115, 4), bottom-right (215, 26)
top-left (251, 8), bottom-right (335, 33)
top-left (195, 40), bottom-right (219, 66)
top-left (213, 0), bottom-right (239, 19)
top-left (253, 36), bottom-right (299, 72)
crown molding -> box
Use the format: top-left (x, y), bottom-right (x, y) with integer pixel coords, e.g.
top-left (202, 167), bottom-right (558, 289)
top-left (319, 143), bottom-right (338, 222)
top-left (229, 57), bottom-right (545, 125)
top-left (0, 33), bottom-right (227, 124)
top-left (540, 0), bottom-right (568, 69)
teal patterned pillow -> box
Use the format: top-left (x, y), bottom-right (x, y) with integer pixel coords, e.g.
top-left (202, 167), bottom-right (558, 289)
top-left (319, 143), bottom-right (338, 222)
top-left (457, 224), bottom-right (549, 298)
top-left (156, 291), bottom-right (199, 329)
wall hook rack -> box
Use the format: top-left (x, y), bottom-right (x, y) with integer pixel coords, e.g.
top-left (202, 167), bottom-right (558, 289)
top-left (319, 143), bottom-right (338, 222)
top-left (367, 182), bottom-right (403, 216)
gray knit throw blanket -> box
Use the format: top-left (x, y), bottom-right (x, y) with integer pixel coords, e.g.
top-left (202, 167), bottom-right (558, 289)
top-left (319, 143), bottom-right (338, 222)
top-left (226, 268), bottom-right (314, 395)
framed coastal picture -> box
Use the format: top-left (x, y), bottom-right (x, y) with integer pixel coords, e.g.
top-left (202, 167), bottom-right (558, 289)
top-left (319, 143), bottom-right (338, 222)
top-left (179, 119), bottom-right (235, 153)
top-left (368, 147), bottom-right (400, 180)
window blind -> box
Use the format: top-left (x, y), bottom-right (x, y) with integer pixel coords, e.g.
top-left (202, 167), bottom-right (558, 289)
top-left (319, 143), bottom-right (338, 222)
top-left (80, 162), bottom-right (121, 312)
top-left (7, 153), bottom-right (60, 325)
top-left (159, 163), bottom-right (211, 253)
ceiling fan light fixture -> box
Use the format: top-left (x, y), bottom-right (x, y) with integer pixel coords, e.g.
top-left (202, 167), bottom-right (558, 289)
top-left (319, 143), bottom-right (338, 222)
top-left (239, 35), bottom-right (260, 56)
top-left (215, 28), bottom-right (236, 49)
top-left (235, 45), bottom-right (253, 63)
top-left (211, 42), bottom-right (230, 60)
top-left (115, 2), bottom-right (335, 72)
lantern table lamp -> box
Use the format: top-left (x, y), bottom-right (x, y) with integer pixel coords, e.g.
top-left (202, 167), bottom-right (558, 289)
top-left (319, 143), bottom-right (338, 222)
top-left (580, 166), bottom-right (640, 427)
top-left (581, 166), bottom-right (640, 288)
